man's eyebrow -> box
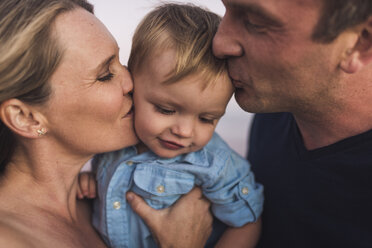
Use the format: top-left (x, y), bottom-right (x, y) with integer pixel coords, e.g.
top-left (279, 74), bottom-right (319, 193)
top-left (227, 1), bottom-right (284, 27)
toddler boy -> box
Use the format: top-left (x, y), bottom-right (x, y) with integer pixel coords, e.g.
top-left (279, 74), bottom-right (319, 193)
top-left (80, 3), bottom-right (264, 248)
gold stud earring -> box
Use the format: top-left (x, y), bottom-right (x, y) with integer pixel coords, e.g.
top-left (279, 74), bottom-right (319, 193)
top-left (37, 128), bottom-right (47, 136)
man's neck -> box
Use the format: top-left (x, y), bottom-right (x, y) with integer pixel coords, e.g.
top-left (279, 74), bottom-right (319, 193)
top-left (294, 110), bottom-right (372, 150)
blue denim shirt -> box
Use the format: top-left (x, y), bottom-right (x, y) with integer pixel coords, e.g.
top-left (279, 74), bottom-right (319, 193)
top-left (92, 132), bottom-right (264, 248)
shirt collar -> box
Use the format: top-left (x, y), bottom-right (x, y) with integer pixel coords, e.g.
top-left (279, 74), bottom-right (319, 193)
top-left (130, 146), bottom-right (209, 167)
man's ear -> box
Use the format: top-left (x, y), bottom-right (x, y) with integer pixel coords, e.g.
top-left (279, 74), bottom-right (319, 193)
top-left (340, 16), bottom-right (372, 74)
top-left (0, 99), bottom-right (46, 138)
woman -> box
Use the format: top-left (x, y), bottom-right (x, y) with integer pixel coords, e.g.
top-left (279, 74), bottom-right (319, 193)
top-left (0, 0), bottom-right (211, 247)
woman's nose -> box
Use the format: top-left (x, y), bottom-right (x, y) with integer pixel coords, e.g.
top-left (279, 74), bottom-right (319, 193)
top-left (213, 14), bottom-right (243, 59)
top-left (121, 66), bottom-right (134, 95)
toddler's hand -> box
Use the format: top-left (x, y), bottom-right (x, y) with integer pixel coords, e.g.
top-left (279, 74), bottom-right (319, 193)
top-left (77, 172), bottom-right (97, 199)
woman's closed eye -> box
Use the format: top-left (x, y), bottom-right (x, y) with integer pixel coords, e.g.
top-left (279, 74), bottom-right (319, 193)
top-left (97, 72), bottom-right (114, 82)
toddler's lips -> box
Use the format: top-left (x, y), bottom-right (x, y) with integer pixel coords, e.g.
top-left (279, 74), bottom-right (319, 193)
top-left (158, 139), bottom-right (185, 150)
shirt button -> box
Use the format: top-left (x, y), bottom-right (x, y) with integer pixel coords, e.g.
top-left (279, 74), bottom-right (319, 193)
top-left (156, 185), bottom-right (165, 193)
top-left (241, 187), bottom-right (249, 195)
top-left (113, 201), bottom-right (121, 209)
top-left (126, 161), bottom-right (134, 166)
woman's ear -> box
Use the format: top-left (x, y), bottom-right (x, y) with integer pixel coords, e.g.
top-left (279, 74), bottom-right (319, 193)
top-left (0, 99), bottom-right (47, 138)
top-left (340, 16), bottom-right (372, 74)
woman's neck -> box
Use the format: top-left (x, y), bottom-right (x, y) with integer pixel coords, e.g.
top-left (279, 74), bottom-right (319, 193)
top-left (0, 144), bottom-right (91, 222)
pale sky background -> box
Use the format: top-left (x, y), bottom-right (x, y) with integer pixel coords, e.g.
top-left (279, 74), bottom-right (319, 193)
top-left (89, 0), bottom-right (254, 157)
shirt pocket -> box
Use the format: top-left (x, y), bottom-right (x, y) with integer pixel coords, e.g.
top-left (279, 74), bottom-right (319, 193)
top-left (132, 164), bottom-right (195, 209)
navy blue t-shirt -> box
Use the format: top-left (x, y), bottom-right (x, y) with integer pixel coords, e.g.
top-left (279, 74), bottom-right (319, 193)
top-left (249, 112), bottom-right (372, 248)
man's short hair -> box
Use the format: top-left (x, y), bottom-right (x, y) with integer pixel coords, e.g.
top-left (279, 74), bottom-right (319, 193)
top-left (313, 0), bottom-right (372, 42)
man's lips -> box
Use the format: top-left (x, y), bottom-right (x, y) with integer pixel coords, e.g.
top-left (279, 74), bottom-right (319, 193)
top-left (158, 139), bottom-right (185, 150)
top-left (232, 79), bottom-right (245, 88)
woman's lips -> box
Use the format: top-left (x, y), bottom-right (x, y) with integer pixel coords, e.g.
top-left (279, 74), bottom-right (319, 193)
top-left (123, 107), bottom-right (133, 118)
top-left (158, 139), bottom-right (185, 150)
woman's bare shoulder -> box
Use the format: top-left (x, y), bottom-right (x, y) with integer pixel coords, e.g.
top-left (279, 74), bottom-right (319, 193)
top-left (0, 199), bottom-right (103, 248)
top-left (0, 220), bottom-right (32, 248)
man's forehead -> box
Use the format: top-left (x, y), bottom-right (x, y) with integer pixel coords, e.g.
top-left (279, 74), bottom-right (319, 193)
top-left (223, 0), bottom-right (323, 27)
top-left (223, 0), bottom-right (321, 10)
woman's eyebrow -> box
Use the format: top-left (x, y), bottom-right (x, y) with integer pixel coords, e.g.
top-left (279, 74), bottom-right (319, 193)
top-left (95, 54), bottom-right (116, 72)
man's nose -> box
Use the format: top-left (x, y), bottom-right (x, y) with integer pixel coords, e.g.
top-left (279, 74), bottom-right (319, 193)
top-left (213, 14), bottom-right (243, 59)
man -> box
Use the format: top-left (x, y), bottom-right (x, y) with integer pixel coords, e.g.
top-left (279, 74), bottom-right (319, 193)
top-left (212, 0), bottom-right (372, 247)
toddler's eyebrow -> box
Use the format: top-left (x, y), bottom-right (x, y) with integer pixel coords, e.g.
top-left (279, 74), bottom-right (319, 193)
top-left (203, 110), bottom-right (226, 118)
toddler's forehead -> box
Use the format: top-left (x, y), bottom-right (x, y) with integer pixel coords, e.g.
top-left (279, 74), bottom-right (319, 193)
top-left (165, 68), bottom-right (231, 90)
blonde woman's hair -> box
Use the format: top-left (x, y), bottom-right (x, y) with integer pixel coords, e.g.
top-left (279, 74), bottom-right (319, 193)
top-left (128, 3), bottom-right (226, 87)
top-left (0, 0), bottom-right (93, 172)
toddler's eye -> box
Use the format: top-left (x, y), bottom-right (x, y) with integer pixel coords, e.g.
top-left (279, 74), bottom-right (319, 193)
top-left (155, 105), bottom-right (175, 115)
top-left (97, 72), bottom-right (114, 82)
top-left (200, 117), bottom-right (215, 124)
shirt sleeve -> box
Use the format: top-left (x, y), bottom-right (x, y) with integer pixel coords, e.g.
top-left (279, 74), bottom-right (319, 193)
top-left (202, 150), bottom-right (264, 227)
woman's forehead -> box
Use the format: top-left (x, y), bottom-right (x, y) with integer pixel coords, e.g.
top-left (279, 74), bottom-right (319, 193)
top-left (52, 8), bottom-right (118, 74)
